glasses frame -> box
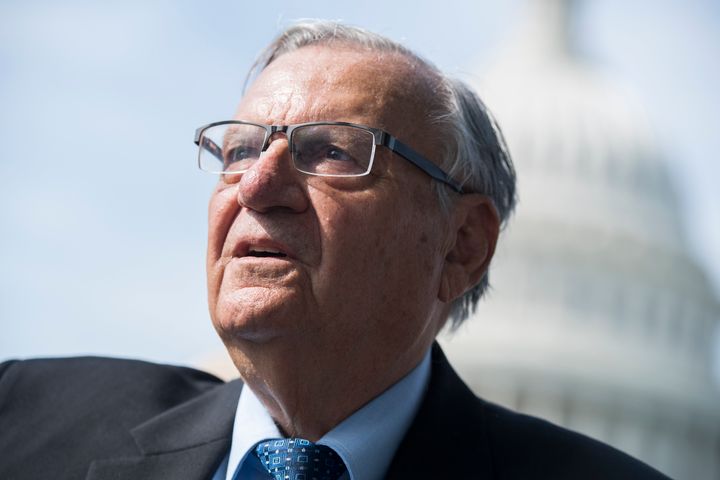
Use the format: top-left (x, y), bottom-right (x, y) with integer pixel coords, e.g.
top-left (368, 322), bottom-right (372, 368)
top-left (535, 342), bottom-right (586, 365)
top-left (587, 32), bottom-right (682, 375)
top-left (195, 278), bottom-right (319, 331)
top-left (194, 120), bottom-right (464, 194)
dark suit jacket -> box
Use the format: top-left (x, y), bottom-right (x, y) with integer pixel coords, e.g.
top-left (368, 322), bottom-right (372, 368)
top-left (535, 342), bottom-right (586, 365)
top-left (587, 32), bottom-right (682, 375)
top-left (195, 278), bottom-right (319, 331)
top-left (0, 345), bottom-right (668, 479)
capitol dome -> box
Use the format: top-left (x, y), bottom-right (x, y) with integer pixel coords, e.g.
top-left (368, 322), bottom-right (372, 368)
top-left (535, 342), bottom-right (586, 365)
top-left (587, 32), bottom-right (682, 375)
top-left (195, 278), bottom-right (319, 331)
top-left (440, 1), bottom-right (720, 478)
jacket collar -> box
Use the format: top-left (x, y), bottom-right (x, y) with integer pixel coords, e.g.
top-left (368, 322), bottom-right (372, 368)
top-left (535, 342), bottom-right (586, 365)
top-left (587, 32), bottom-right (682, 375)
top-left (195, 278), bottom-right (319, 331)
top-left (86, 379), bottom-right (243, 480)
top-left (385, 343), bottom-right (494, 479)
top-left (85, 343), bottom-right (488, 479)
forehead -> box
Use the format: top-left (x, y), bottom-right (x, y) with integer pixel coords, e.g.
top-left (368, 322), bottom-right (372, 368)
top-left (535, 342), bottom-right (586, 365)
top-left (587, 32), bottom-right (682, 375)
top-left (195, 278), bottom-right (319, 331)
top-left (236, 45), bottom-right (432, 137)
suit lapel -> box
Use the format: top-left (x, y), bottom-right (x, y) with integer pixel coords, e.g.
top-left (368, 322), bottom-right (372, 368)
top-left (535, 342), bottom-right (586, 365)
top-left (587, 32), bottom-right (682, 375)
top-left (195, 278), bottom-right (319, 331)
top-left (86, 379), bottom-right (243, 480)
top-left (84, 346), bottom-right (490, 479)
top-left (385, 343), bottom-right (495, 479)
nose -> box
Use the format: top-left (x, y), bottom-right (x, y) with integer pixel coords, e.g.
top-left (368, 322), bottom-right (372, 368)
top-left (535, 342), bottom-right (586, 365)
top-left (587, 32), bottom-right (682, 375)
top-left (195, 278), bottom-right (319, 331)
top-left (235, 135), bottom-right (309, 213)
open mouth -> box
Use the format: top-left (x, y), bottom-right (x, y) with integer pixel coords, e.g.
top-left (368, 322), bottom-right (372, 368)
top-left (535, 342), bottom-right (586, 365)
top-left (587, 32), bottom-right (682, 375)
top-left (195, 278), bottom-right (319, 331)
top-left (246, 248), bottom-right (287, 258)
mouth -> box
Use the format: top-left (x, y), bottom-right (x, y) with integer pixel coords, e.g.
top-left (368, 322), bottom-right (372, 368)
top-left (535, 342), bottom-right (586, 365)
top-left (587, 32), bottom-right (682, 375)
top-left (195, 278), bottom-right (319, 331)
top-left (233, 240), bottom-right (294, 260)
top-left (246, 248), bottom-right (288, 259)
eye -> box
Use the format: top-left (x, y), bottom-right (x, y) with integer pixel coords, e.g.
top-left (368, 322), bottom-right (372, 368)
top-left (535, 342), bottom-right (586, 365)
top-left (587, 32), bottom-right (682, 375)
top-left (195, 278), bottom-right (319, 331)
top-left (223, 145), bottom-right (260, 171)
top-left (226, 144), bottom-right (260, 161)
top-left (322, 145), bottom-right (353, 162)
top-left (292, 125), bottom-right (372, 176)
top-left (295, 142), bottom-right (363, 175)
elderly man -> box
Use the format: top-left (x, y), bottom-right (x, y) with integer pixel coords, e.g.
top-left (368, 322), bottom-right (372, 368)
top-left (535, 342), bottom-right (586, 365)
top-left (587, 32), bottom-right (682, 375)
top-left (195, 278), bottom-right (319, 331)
top-left (0, 21), bottom-right (666, 480)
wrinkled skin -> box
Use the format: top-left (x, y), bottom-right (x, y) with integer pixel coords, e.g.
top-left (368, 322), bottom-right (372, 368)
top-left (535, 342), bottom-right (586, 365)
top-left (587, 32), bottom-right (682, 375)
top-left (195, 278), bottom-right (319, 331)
top-left (206, 45), bottom-right (498, 439)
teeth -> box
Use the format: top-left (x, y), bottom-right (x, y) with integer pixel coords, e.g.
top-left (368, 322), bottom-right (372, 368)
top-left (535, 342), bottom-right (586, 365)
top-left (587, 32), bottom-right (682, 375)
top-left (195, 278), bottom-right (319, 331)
top-left (247, 247), bottom-right (287, 257)
top-left (249, 248), bottom-right (282, 255)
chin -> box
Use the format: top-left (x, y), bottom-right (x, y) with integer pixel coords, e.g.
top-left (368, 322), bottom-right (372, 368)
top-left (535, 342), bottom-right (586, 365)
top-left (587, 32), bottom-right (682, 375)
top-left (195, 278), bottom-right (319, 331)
top-left (212, 287), bottom-right (300, 343)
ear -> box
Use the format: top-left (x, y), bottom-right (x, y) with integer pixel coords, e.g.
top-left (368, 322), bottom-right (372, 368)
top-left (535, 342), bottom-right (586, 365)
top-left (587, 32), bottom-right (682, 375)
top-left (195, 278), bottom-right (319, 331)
top-left (438, 194), bottom-right (500, 303)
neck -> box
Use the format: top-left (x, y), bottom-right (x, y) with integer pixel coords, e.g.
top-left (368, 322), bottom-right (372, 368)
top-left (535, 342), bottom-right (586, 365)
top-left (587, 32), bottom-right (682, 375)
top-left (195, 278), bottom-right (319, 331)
top-left (225, 335), bottom-right (431, 440)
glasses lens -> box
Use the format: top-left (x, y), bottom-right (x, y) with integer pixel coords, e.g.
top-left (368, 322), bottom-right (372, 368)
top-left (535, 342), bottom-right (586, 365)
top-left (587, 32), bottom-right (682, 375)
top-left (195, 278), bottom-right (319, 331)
top-left (198, 123), bottom-right (267, 174)
top-left (292, 125), bottom-right (374, 177)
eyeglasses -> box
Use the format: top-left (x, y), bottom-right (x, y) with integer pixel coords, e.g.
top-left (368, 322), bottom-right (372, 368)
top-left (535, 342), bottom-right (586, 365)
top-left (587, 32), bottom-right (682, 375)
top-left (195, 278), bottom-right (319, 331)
top-left (194, 120), bottom-right (464, 193)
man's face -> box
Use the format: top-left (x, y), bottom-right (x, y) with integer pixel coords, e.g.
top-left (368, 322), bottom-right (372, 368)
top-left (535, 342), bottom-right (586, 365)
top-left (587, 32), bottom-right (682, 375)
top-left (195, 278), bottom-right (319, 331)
top-left (207, 45), bottom-right (454, 371)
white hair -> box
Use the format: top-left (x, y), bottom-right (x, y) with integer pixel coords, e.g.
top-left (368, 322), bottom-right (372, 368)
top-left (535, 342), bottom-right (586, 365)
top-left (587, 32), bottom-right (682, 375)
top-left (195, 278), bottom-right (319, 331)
top-left (247, 20), bottom-right (517, 328)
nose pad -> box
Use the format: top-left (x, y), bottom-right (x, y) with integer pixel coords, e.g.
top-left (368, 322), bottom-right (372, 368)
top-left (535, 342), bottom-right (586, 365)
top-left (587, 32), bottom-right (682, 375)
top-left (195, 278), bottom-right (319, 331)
top-left (234, 134), bottom-right (308, 213)
top-left (249, 132), bottom-right (293, 175)
top-left (260, 134), bottom-right (293, 171)
top-left (262, 131), bottom-right (289, 153)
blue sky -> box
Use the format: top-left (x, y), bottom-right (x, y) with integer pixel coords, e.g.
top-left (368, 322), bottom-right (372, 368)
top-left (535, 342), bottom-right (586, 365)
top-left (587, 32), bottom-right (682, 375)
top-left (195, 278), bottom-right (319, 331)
top-left (1, 0), bottom-right (718, 372)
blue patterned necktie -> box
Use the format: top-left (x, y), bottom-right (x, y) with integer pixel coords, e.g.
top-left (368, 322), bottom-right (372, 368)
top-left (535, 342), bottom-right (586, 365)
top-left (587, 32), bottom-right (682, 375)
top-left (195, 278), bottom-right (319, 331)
top-left (254, 438), bottom-right (346, 480)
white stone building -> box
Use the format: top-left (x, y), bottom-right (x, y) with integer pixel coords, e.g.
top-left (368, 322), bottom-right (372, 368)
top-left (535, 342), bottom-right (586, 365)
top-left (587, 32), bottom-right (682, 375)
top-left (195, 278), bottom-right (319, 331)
top-left (440, 1), bottom-right (720, 478)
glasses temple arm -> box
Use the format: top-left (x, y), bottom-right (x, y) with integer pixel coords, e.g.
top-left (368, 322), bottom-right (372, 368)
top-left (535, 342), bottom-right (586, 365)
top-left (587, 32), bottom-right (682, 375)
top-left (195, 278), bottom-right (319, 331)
top-left (384, 135), bottom-right (464, 194)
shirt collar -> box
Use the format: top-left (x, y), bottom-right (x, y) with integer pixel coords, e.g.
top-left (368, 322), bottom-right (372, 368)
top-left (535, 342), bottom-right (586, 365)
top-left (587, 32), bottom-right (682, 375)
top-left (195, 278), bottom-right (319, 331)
top-left (225, 381), bottom-right (281, 480)
top-left (225, 348), bottom-right (431, 480)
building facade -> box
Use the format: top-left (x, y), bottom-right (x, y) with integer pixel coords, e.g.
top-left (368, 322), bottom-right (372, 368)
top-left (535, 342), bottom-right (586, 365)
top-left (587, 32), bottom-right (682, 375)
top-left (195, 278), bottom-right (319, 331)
top-left (441, 1), bottom-right (720, 478)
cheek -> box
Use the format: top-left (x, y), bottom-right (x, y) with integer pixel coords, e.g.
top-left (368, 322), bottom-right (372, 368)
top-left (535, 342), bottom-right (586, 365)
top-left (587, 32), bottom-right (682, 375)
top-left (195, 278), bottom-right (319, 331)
top-left (208, 186), bottom-right (238, 254)
top-left (206, 185), bottom-right (240, 306)
top-left (309, 201), bottom-right (378, 317)
top-left (314, 195), bottom-right (443, 317)
top-left (377, 204), bottom-right (447, 308)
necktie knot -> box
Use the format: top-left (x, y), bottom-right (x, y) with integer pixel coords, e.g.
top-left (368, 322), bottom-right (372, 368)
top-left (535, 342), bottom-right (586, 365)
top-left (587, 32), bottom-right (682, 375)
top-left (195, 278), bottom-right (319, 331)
top-left (254, 438), bottom-right (346, 480)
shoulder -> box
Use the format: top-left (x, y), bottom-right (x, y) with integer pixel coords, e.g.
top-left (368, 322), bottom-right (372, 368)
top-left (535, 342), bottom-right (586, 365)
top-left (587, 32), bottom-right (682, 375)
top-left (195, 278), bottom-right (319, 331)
top-left (398, 344), bottom-right (670, 479)
top-left (480, 399), bottom-right (669, 479)
top-left (0, 356), bottom-right (223, 426)
top-left (0, 357), bottom-right (232, 479)
top-left (0, 356), bottom-right (222, 392)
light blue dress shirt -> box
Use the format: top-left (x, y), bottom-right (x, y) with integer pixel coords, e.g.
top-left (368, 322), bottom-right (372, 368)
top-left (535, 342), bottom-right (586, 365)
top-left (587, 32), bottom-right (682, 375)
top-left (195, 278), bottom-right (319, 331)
top-left (212, 348), bottom-right (431, 480)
